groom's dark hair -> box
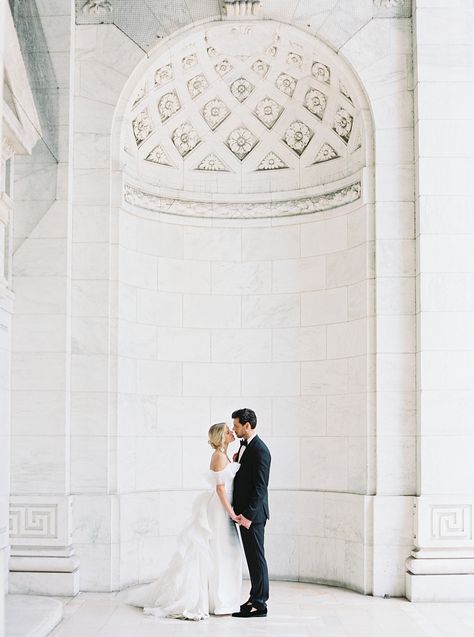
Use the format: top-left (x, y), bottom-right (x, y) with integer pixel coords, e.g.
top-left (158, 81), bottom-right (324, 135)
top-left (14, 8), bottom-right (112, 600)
top-left (232, 408), bottom-right (257, 429)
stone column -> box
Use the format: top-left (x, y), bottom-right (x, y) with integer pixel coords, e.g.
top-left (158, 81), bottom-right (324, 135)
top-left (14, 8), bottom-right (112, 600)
top-left (8, 0), bottom-right (79, 596)
top-left (406, 0), bottom-right (474, 601)
top-left (0, 2), bottom-right (9, 631)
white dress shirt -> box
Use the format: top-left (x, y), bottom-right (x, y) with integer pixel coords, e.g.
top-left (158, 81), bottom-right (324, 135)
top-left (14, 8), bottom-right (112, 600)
top-left (237, 431), bottom-right (257, 462)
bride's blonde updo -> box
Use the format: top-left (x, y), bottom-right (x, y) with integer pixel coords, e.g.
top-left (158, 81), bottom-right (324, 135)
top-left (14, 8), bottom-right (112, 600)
top-left (208, 422), bottom-right (227, 451)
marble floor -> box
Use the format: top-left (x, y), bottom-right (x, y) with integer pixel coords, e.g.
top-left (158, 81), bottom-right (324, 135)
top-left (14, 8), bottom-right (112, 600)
top-left (46, 581), bottom-right (474, 637)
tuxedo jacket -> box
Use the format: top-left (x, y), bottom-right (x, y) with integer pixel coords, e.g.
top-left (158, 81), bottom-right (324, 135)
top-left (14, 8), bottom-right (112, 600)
top-left (233, 435), bottom-right (271, 524)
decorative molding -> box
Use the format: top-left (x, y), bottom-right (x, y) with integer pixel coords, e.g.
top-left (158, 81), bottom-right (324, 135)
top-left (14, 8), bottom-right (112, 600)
top-left (373, 0), bottom-right (405, 7)
top-left (223, 0), bottom-right (261, 19)
top-left (2, 138), bottom-right (15, 160)
top-left (81, 0), bottom-right (112, 16)
top-left (415, 496), bottom-right (474, 550)
top-left (431, 505), bottom-right (473, 541)
top-left (124, 21), bottom-right (365, 201)
top-left (123, 181), bottom-right (362, 219)
top-left (10, 505), bottom-right (58, 540)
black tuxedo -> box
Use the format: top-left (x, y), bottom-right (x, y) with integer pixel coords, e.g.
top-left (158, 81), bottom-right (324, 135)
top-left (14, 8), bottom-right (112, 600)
top-left (233, 435), bottom-right (271, 610)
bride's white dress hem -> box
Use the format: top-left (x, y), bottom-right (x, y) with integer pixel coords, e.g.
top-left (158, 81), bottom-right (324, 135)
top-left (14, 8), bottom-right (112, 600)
top-left (126, 462), bottom-right (243, 621)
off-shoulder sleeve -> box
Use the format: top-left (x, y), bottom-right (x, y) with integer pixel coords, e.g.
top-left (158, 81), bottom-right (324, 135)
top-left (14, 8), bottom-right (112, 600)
top-left (204, 462), bottom-right (240, 487)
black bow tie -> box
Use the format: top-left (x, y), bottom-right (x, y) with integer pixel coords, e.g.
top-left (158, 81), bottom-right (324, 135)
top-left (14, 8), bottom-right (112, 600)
top-left (240, 439), bottom-right (248, 447)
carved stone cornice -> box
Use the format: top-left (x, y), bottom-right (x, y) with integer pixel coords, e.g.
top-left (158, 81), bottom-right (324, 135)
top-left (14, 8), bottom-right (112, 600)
top-left (223, 1), bottom-right (261, 19)
top-left (123, 181), bottom-right (362, 220)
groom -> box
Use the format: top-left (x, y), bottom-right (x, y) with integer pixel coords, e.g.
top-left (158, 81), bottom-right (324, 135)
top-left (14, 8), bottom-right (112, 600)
top-left (231, 408), bottom-right (271, 618)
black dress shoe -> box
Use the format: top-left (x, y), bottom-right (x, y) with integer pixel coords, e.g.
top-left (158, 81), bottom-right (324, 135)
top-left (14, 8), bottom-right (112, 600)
top-left (240, 598), bottom-right (252, 611)
top-left (232, 606), bottom-right (268, 618)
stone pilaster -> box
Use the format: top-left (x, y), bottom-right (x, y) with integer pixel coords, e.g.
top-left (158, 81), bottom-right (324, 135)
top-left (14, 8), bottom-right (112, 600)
top-left (8, 0), bottom-right (79, 596)
top-left (407, 0), bottom-right (474, 601)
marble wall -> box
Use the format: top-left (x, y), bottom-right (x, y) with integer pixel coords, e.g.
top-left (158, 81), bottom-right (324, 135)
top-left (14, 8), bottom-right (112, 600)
top-left (110, 199), bottom-right (373, 590)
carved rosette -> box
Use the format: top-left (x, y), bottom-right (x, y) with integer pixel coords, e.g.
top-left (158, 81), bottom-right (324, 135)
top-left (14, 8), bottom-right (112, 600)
top-left (158, 91), bottom-right (181, 123)
top-left (188, 74), bottom-right (209, 99)
top-left (132, 110), bottom-right (153, 147)
top-left (304, 88), bottom-right (328, 120)
top-left (154, 64), bottom-right (174, 89)
top-left (202, 99), bottom-right (231, 131)
top-left (333, 107), bottom-right (353, 144)
top-left (227, 127), bottom-right (258, 160)
top-left (172, 123), bottom-right (201, 157)
top-left (230, 77), bottom-right (255, 103)
top-left (254, 98), bottom-right (283, 130)
top-left (312, 62), bottom-right (331, 85)
top-left (275, 73), bottom-right (297, 97)
top-left (283, 121), bottom-right (313, 156)
top-left (252, 59), bottom-right (269, 77)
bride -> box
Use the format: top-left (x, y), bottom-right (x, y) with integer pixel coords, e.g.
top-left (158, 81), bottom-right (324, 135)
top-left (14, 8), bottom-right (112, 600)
top-left (127, 422), bottom-right (243, 620)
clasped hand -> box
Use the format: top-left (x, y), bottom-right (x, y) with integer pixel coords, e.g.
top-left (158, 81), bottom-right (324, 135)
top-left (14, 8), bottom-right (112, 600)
top-left (231, 511), bottom-right (252, 529)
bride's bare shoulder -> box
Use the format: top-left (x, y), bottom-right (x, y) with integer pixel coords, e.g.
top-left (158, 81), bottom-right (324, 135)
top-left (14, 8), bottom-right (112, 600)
top-left (210, 450), bottom-right (228, 472)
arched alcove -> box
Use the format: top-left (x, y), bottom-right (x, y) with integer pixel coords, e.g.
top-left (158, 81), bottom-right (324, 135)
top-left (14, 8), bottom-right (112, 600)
top-left (108, 17), bottom-right (376, 595)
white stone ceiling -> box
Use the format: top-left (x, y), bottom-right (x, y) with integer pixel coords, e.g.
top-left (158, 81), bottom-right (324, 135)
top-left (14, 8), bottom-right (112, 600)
top-left (123, 20), bottom-right (366, 207)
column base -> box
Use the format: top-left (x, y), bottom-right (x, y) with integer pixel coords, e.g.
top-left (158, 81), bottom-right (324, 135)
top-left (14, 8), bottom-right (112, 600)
top-left (9, 569), bottom-right (80, 597)
top-left (406, 572), bottom-right (474, 602)
top-left (9, 554), bottom-right (80, 596)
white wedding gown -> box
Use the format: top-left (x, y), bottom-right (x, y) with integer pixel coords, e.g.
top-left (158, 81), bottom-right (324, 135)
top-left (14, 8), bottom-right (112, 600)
top-left (127, 461), bottom-right (243, 620)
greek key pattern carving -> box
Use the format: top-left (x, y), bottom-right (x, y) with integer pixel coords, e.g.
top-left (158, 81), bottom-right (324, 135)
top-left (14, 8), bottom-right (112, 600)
top-left (431, 505), bottom-right (473, 541)
top-left (124, 181), bottom-right (361, 219)
top-left (10, 504), bottom-right (58, 540)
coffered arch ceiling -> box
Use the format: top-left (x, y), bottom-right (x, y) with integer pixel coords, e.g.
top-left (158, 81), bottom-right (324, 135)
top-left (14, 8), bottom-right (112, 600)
top-left (121, 20), bottom-right (373, 219)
